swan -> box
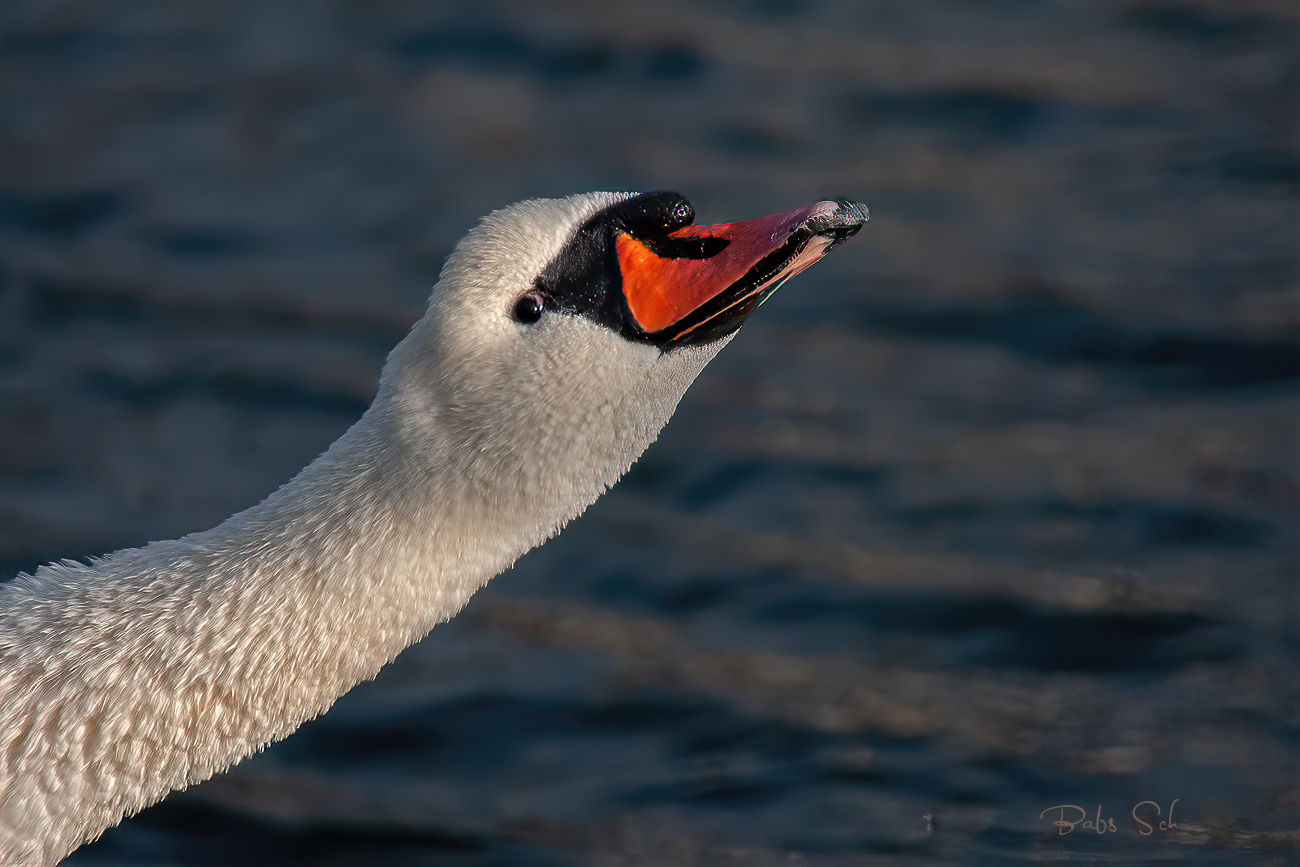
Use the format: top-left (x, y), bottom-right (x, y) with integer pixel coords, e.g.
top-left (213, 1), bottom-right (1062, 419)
top-left (0, 190), bottom-right (868, 864)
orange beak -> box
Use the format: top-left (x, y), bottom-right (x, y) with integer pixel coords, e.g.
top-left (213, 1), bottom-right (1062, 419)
top-left (615, 199), bottom-right (868, 348)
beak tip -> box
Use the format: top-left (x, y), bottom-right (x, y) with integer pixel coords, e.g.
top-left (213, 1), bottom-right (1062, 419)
top-left (801, 199), bottom-right (869, 240)
top-left (840, 199), bottom-right (870, 224)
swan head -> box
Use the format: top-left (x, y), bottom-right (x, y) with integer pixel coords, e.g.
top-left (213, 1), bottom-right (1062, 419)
top-left (372, 191), bottom-right (867, 548)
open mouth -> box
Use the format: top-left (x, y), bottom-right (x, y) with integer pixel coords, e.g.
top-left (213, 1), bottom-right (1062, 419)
top-left (615, 198), bottom-right (869, 349)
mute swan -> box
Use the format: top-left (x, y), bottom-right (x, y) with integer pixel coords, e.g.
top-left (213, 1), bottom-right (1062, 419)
top-left (0, 190), bottom-right (867, 864)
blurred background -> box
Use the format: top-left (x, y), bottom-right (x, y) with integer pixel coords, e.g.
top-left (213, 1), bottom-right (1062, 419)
top-left (1, 0), bottom-right (1297, 864)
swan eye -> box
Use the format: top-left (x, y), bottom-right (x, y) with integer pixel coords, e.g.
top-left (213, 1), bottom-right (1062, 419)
top-left (512, 293), bottom-right (544, 324)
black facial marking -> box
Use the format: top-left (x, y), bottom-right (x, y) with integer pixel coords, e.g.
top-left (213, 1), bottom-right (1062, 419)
top-left (606, 191), bottom-right (729, 260)
top-left (534, 190), bottom-right (748, 349)
top-left (609, 190), bottom-right (694, 238)
top-left (639, 233), bottom-right (730, 261)
top-left (534, 192), bottom-right (698, 340)
top-left (532, 205), bottom-right (629, 334)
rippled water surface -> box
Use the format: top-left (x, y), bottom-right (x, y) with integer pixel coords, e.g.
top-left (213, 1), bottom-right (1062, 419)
top-left (2, 1), bottom-right (1297, 864)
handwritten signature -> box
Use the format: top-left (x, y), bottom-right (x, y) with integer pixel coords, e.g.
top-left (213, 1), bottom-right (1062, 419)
top-left (1040, 800), bottom-right (1180, 836)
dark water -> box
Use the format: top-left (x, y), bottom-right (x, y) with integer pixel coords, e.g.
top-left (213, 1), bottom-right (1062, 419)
top-left (1, 1), bottom-right (1297, 864)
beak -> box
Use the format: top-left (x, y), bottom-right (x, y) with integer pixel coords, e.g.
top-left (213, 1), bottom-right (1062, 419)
top-left (616, 199), bottom-right (868, 349)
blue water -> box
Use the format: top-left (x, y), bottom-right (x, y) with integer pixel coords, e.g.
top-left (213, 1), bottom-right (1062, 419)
top-left (1, 1), bottom-right (1296, 864)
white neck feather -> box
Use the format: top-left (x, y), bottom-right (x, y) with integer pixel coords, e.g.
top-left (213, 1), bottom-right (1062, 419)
top-left (0, 411), bottom-right (486, 862)
top-left (0, 345), bottom-right (707, 863)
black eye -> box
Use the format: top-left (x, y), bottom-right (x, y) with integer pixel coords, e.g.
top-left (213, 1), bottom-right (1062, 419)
top-left (513, 293), bottom-right (544, 324)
